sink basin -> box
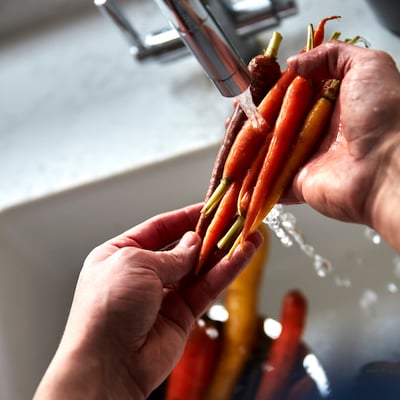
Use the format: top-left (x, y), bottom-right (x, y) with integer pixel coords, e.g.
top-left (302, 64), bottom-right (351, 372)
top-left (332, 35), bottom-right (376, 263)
top-left (0, 143), bottom-right (399, 399)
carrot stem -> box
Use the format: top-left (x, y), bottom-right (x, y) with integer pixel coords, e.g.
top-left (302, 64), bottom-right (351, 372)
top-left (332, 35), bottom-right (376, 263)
top-left (265, 31), bottom-right (283, 59)
top-left (201, 177), bottom-right (231, 217)
top-left (217, 214), bottom-right (244, 251)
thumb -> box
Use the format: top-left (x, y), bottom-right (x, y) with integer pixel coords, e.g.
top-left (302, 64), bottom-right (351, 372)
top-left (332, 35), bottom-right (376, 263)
top-left (154, 231), bottom-right (201, 284)
top-left (286, 41), bottom-right (362, 81)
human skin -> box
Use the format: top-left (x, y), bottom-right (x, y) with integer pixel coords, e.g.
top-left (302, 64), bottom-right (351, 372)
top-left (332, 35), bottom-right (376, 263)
top-left (33, 204), bottom-right (262, 400)
top-left (285, 41), bottom-right (400, 252)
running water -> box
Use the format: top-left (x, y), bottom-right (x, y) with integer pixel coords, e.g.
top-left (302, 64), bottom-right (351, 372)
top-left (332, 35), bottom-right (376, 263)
top-left (263, 205), bottom-right (333, 278)
top-left (236, 86), bottom-right (265, 128)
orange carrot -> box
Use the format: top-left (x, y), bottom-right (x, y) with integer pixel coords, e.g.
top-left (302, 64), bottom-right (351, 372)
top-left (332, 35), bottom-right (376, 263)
top-left (313, 16), bottom-right (341, 46)
top-left (195, 179), bottom-right (242, 274)
top-left (241, 75), bottom-right (314, 242)
top-left (255, 290), bottom-right (308, 400)
top-left (238, 138), bottom-right (271, 216)
top-left (248, 79), bottom-right (340, 234)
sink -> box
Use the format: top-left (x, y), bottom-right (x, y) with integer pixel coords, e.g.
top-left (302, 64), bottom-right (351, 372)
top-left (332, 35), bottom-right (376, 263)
top-left (2, 0), bottom-right (400, 398)
top-left (0, 143), bottom-right (399, 399)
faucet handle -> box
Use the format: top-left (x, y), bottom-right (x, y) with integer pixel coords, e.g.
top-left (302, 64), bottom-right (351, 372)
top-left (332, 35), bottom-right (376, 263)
top-left (94, 0), bottom-right (188, 62)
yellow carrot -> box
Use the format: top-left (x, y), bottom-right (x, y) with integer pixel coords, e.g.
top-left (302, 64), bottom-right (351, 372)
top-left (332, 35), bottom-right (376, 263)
top-left (204, 225), bottom-right (269, 400)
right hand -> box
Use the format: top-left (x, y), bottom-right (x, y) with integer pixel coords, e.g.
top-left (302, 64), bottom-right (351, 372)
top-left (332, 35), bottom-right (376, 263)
top-left (285, 41), bottom-right (400, 251)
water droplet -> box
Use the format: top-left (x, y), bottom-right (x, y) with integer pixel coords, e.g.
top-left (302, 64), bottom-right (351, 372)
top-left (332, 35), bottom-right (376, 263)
top-left (280, 235), bottom-right (293, 247)
top-left (314, 255), bottom-right (332, 278)
top-left (364, 227), bottom-right (381, 245)
top-left (280, 212), bottom-right (297, 227)
top-left (359, 289), bottom-right (378, 313)
top-left (387, 282), bottom-right (399, 294)
top-left (301, 243), bottom-right (315, 258)
top-left (335, 274), bottom-right (352, 288)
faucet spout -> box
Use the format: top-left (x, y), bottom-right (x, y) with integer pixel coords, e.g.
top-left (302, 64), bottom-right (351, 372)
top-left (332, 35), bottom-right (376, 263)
top-left (154, 0), bottom-right (250, 97)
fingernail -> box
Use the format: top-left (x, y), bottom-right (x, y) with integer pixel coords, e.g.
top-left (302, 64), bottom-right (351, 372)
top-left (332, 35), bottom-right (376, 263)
top-left (180, 231), bottom-right (199, 248)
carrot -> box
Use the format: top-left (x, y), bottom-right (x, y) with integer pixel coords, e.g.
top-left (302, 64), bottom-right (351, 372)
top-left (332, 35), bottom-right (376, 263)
top-left (165, 317), bottom-right (220, 400)
top-left (196, 32), bottom-right (282, 233)
top-left (201, 16), bottom-right (338, 219)
top-left (215, 139), bottom-right (270, 252)
top-left (241, 74), bottom-right (314, 242)
top-left (195, 179), bottom-right (242, 274)
top-left (238, 138), bottom-right (271, 216)
top-left (255, 290), bottom-right (308, 400)
top-left (205, 225), bottom-right (269, 400)
top-left (287, 376), bottom-right (320, 400)
top-left (202, 68), bottom-right (297, 217)
top-left (313, 16), bottom-right (341, 46)
top-left (248, 79), bottom-right (340, 234)
top-left (229, 318), bottom-right (270, 400)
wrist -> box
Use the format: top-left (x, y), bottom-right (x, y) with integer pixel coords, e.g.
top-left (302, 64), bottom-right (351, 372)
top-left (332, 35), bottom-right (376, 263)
top-left (34, 328), bottom-right (144, 400)
top-left (369, 132), bottom-right (400, 252)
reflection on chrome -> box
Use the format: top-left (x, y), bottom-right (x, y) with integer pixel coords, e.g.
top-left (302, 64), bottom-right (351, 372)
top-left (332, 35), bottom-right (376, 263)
top-left (303, 353), bottom-right (331, 397)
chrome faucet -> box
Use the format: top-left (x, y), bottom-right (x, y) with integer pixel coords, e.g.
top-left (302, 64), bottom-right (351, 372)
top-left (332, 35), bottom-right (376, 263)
top-left (94, 0), bottom-right (297, 97)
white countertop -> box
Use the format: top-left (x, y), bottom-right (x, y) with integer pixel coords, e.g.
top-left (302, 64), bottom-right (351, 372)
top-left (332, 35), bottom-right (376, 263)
top-left (1, 0), bottom-right (400, 211)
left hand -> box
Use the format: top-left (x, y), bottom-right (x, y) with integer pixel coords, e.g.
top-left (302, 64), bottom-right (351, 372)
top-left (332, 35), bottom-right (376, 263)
top-left (34, 203), bottom-right (262, 400)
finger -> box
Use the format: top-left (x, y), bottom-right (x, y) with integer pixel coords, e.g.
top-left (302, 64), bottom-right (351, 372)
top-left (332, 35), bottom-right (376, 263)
top-left (151, 231), bottom-right (201, 284)
top-left (286, 41), bottom-right (363, 81)
top-left (181, 231), bottom-right (263, 319)
top-left (110, 203), bottom-right (202, 251)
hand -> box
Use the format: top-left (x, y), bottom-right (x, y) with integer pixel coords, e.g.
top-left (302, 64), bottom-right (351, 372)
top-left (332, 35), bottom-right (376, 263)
top-left (34, 204), bottom-right (262, 400)
top-left (285, 41), bottom-right (400, 251)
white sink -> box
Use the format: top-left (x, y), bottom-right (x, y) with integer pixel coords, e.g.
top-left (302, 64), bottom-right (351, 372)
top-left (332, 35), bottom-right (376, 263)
top-left (0, 144), bottom-right (399, 399)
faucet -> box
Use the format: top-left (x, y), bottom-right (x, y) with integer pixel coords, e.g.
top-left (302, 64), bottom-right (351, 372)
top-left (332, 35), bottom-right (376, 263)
top-left (94, 0), bottom-right (297, 97)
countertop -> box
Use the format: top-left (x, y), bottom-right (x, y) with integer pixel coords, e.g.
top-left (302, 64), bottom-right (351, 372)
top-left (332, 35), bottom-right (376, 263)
top-left (1, 0), bottom-right (400, 211)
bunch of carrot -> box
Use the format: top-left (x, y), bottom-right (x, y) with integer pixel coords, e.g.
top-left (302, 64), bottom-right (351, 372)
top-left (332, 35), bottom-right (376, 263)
top-left (195, 16), bottom-right (341, 274)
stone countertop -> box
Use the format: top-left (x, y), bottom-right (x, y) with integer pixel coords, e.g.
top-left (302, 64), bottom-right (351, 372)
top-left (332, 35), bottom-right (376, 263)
top-left (1, 0), bottom-right (400, 211)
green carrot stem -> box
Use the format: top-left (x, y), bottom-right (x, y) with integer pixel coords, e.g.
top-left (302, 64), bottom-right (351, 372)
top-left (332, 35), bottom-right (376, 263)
top-left (264, 31), bottom-right (283, 60)
top-left (329, 31), bottom-right (341, 40)
top-left (307, 24), bottom-right (315, 51)
top-left (201, 178), bottom-right (231, 217)
top-left (217, 215), bottom-right (245, 251)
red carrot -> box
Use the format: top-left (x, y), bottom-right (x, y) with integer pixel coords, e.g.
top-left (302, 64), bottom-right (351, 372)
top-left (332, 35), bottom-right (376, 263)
top-left (165, 318), bottom-right (220, 400)
top-left (255, 290), bottom-right (308, 400)
top-left (241, 75), bottom-right (314, 242)
top-left (195, 179), bottom-right (242, 274)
